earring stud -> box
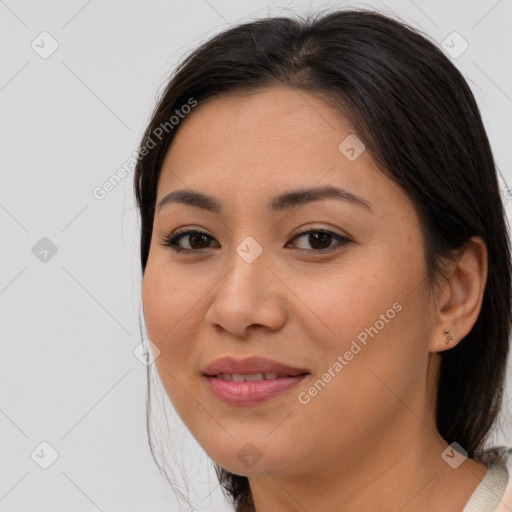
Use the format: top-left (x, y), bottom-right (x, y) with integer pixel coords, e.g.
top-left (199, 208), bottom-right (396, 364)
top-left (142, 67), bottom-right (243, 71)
top-left (444, 328), bottom-right (456, 345)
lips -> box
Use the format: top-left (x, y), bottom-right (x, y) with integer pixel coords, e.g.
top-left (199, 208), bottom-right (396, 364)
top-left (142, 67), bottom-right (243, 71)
top-left (203, 356), bottom-right (309, 378)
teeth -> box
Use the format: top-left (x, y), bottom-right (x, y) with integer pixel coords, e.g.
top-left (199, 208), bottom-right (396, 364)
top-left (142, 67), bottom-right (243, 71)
top-left (217, 372), bottom-right (281, 382)
top-left (244, 373), bottom-right (264, 381)
top-left (232, 373), bottom-right (255, 382)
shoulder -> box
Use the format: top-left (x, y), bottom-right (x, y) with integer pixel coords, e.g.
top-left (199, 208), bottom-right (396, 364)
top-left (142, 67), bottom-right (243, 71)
top-left (491, 447), bottom-right (512, 512)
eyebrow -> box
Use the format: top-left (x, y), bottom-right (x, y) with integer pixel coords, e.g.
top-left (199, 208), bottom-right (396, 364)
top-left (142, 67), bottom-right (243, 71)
top-left (157, 185), bottom-right (372, 213)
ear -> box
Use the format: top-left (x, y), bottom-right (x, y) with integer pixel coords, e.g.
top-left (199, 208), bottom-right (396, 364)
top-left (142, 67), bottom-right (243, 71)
top-left (430, 236), bottom-right (488, 353)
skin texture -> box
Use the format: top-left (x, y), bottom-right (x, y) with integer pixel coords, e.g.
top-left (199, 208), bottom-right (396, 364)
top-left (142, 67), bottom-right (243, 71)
top-left (142, 86), bottom-right (489, 512)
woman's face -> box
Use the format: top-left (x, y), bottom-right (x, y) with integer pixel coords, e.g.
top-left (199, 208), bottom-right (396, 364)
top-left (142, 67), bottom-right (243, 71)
top-left (142, 86), bottom-right (439, 478)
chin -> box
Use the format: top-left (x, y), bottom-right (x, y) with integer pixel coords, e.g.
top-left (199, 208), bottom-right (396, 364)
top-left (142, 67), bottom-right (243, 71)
top-left (203, 437), bottom-right (300, 477)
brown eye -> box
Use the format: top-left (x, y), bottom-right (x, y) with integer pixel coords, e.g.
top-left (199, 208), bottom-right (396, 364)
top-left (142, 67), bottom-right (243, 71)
top-left (287, 230), bottom-right (351, 253)
top-left (160, 228), bottom-right (351, 254)
top-left (160, 230), bottom-right (219, 252)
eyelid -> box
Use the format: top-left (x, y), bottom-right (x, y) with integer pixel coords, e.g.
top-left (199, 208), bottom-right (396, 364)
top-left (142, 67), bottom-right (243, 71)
top-left (168, 223), bottom-right (351, 240)
top-left (291, 223), bottom-right (351, 239)
top-left (159, 224), bottom-right (352, 254)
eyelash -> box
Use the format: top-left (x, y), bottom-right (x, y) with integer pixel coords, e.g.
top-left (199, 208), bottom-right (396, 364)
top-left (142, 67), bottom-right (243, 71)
top-left (159, 228), bottom-right (351, 254)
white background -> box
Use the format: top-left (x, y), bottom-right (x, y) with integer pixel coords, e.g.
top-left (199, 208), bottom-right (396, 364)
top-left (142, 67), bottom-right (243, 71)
top-left (1, 0), bottom-right (511, 511)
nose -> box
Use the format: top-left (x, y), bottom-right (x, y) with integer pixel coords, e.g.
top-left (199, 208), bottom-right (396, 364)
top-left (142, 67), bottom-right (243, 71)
top-left (204, 245), bottom-right (288, 338)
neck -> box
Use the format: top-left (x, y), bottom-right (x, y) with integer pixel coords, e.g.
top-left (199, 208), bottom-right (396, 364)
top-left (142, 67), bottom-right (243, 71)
top-left (248, 411), bottom-right (487, 512)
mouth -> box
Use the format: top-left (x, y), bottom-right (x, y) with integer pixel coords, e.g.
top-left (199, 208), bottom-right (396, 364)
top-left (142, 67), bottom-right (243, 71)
top-left (202, 356), bottom-right (310, 406)
top-left (203, 356), bottom-right (310, 407)
top-left (204, 373), bottom-right (309, 406)
top-left (210, 372), bottom-right (308, 381)
top-left (203, 355), bottom-right (309, 378)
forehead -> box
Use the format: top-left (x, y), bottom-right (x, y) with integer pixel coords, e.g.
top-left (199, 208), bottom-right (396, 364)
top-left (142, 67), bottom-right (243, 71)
top-left (157, 86), bottom-right (413, 218)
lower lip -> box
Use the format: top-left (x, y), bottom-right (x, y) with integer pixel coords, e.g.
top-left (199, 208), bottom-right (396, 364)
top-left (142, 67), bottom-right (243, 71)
top-left (204, 374), bottom-right (308, 406)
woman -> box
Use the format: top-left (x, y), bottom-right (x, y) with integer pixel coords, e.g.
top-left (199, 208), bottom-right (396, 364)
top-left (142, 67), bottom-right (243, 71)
top-left (134, 8), bottom-right (512, 512)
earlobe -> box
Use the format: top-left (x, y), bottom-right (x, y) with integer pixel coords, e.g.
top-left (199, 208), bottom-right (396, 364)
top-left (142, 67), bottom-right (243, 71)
top-left (430, 236), bottom-right (488, 353)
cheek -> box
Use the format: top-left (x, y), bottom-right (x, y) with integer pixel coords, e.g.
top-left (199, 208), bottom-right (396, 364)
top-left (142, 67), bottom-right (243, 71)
top-left (288, 254), bottom-right (414, 352)
top-left (292, 298), bottom-right (428, 452)
top-left (142, 262), bottom-right (204, 419)
top-left (142, 260), bottom-right (201, 363)
top-left (294, 241), bottom-right (429, 395)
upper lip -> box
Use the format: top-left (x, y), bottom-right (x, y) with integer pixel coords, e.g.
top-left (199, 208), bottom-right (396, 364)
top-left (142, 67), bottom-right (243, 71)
top-left (203, 356), bottom-right (309, 377)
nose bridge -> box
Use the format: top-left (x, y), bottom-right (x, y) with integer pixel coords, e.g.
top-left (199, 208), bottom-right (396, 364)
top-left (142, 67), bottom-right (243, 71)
top-left (222, 233), bottom-right (269, 301)
top-left (206, 233), bottom-right (287, 334)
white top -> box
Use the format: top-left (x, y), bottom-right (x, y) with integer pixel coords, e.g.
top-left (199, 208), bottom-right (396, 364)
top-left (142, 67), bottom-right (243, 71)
top-left (463, 448), bottom-right (512, 512)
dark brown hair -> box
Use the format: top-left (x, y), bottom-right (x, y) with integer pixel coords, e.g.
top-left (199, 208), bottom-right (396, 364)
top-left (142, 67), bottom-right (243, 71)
top-left (134, 8), bottom-right (512, 511)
